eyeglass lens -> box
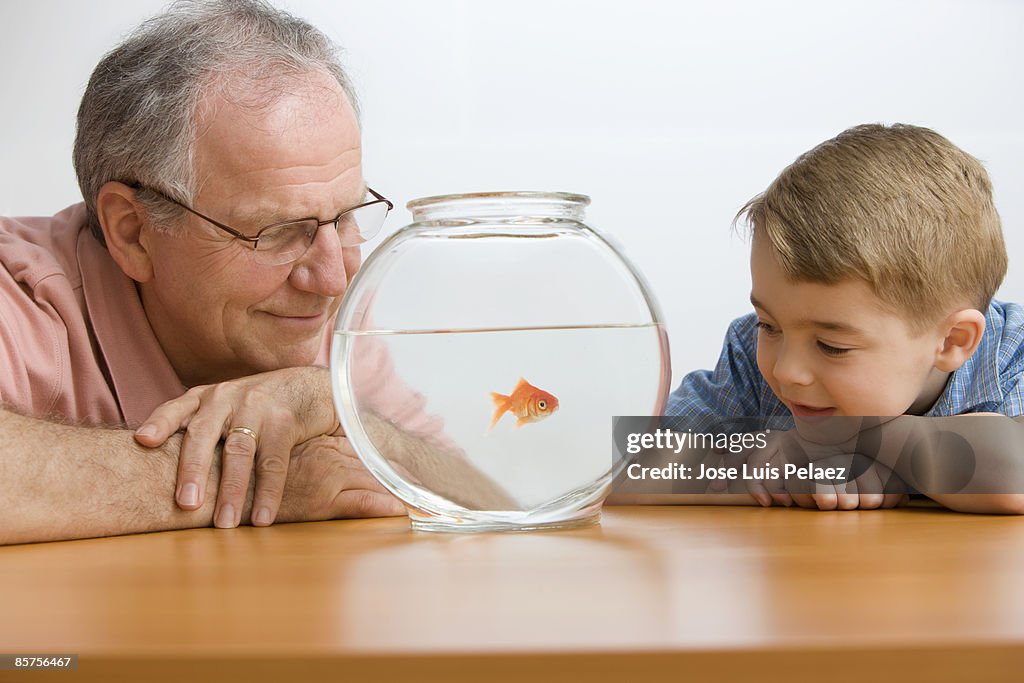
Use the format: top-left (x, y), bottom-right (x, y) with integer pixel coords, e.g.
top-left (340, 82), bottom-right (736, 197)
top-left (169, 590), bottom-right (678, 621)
top-left (252, 200), bottom-right (390, 265)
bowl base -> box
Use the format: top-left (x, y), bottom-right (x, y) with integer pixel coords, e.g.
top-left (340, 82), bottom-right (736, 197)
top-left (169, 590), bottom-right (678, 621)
top-left (409, 510), bottom-right (601, 534)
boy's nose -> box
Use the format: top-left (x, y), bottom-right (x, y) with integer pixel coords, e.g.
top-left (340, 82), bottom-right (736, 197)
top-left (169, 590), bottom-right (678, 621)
top-left (772, 345), bottom-right (814, 387)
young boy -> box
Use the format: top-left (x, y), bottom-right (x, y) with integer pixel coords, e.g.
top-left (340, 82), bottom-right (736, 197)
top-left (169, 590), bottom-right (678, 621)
top-left (665, 123), bottom-right (1024, 514)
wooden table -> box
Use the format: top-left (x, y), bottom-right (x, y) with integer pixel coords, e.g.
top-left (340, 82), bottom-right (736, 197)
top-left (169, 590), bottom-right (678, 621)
top-left (2, 505), bottom-right (1023, 682)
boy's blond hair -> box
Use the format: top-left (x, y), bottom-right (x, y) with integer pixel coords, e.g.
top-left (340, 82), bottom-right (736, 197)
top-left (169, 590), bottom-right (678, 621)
top-left (738, 123), bottom-right (1006, 330)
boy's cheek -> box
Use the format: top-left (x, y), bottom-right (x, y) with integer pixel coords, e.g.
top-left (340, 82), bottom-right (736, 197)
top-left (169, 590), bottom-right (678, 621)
top-left (754, 348), bottom-right (773, 384)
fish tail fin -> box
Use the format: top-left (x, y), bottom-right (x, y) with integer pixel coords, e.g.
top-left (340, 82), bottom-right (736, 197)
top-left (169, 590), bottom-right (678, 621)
top-left (488, 392), bottom-right (510, 431)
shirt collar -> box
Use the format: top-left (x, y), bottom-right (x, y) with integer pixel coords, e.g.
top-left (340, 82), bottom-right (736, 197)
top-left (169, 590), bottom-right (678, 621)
top-left (77, 228), bottom-right (186, 426)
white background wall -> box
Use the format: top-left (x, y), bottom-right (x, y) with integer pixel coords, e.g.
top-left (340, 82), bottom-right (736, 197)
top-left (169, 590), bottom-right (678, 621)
top-left (2, 0), bottom-right (1021, 385)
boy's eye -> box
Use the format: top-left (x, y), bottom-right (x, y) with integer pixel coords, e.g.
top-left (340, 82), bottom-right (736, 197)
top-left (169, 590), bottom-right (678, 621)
top-left (817, 341), bottom-right (851, 357)
top-left (755, 321), bottom-right (780, 336)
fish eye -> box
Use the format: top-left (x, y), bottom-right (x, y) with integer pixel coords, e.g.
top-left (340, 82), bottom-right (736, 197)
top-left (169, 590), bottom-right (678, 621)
top-left (538, 400), bottom-right (547, 410)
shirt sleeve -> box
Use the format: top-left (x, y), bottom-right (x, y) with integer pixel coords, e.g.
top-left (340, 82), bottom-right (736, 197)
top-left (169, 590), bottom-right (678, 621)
top-left (994, 301), bottom-right (1024, 417)
top-left (347, 332), bottom-right (452, 449)
top-left (663, 313), bottom-right (766, 431)
top-left (996, 346), bottom-right (1024, 418)
top-left (0, 267), bottom-right (63, 416)
top-left (998, 372), bottom-right (1024, 418)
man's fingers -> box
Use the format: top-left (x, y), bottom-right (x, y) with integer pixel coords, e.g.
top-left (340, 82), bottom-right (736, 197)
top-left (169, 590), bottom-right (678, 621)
top-left (249, 429), bottom-right (292, 528)
top-left (175, 405), bottom-right (232, 511)
top-left (333, 489), bottom-right (406, 518)
top-left (134, 389), bottom-right (204, 446)
top-left (338, 462), bottom-right (394, 497)
top-left (323, 457), bottom-right (402, 518)
top-left (213, 430), bottom-right (257, 528)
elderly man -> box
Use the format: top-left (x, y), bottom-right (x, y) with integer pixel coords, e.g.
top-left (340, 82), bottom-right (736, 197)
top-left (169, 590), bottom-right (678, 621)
top-left (0, 0), bottom-right (417, 544)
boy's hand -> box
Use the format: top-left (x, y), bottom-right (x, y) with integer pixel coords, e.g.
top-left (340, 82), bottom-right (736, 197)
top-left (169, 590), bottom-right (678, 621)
top-left (785, 454), bottom-right (909, 510)
top-left (740, 430), bottom-right (802, 507)
top-left (784, 421), bottom-right (910, 510)
top-left (704, 431), bottom-right (796, 505)
top-left (742, 428), bottom-right (909, 510)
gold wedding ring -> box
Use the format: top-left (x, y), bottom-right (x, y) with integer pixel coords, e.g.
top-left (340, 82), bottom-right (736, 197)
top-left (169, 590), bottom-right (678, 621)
top-left (229, 426), bottom-right (259, 442)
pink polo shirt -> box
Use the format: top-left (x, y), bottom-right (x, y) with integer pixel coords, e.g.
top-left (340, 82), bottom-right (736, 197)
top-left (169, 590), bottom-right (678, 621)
top-left (0, 204), bottom-right (187, 425)
top-left (0, 204), bottom-right (443, 440)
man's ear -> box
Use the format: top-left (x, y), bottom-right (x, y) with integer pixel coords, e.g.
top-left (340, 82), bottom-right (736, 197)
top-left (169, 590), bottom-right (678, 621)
top-left (934, 308), bottom-right (987, 372)
top-left (95, 181), bottom-right (154, 283)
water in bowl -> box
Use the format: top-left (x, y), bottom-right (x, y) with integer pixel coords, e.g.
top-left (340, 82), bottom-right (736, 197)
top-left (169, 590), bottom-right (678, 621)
top-left (332, 321), bottom-right (667, 531)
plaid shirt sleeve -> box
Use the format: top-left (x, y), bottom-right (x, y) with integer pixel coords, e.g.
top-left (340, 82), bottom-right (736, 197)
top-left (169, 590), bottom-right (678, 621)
top-left (664, 314), bottom-right (766, 431)
top-left (994, 301), bottom-right (1024, 417)
top-left (929, 301), bottom-right (1024, 417)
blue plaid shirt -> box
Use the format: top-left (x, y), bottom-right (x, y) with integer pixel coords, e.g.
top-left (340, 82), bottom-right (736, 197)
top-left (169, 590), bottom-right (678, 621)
top-left (665, 300), bottom-right (1024, 430)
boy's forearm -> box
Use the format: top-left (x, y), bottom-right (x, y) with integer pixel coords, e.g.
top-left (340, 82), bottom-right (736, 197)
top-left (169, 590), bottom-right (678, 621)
top-left (868, 414), bottom-right (1024, 514)
top-left (0, 408), bottom-right (228, 545)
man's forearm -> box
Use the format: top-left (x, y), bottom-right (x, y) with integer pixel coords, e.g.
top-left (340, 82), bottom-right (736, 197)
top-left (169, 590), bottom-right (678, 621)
top-left (0, 408), bottom-right (230, 544)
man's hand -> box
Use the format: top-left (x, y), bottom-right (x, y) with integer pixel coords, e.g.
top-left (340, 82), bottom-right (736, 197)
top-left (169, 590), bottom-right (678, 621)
top-left (133, 366), bottom-right (340, 529)
top-left (276, 435), bottom-right (406, 522)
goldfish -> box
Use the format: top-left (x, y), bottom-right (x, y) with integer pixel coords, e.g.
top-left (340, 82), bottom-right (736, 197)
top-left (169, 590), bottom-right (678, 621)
top-left (488, 378), bottom-right (559, 431)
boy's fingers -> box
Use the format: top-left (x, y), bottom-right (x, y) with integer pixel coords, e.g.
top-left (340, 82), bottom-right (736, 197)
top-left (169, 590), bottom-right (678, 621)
top-left (790, 493), bottom-right (817, 509)
top-left (836, 487), bottom-right (860, 510)
top-left (813, 484), bottom-right (839, 511)
top-left (882, 492), bottom-right (909, 508)
top-left (746, 481), bottom-right (772, 507)
top-left (765, 453), bottom-right (792, 506)
top-left (856, 468), bottom-right (884, 509)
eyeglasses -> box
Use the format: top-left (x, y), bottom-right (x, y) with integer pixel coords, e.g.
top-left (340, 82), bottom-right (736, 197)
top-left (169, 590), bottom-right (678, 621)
top-left (132, 184), bottom-right (393, 266)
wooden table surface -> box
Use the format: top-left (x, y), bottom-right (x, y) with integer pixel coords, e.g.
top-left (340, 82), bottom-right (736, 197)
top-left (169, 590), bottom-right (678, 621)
top-left (2, 505), bottom-right (1023, 682)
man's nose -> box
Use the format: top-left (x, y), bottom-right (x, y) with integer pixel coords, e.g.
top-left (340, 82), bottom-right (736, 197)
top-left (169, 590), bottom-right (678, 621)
top-left (287, 223), bottom-right (347, 297)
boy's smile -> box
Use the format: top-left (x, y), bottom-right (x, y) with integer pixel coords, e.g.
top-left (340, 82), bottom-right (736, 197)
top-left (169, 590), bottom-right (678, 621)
top-left (749, 236), bottom-right (957, 418)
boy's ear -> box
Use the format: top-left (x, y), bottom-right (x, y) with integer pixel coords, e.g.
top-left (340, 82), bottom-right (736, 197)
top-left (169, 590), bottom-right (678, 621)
top-left (95, 181), bottom-right (154, 283)
top-left (934, 308), bottom-right (987, 372)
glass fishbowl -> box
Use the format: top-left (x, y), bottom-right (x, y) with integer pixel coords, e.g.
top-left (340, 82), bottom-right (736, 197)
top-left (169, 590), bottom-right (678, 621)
top-left (331, 191), bottom-right (669, 532)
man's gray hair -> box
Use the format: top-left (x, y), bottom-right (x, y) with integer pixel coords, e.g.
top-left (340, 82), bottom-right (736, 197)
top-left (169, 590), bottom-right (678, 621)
top-left (73, 0), bottom-right (359, 244)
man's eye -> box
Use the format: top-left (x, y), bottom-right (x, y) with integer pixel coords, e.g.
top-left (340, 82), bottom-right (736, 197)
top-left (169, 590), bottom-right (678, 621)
top-left (817, 341), bottom-right (850, 357)
top-left (755, 321), bottom-right (779, 336)
top-left (258, 227), bottom-right (290, 246)
top-left (337, 215), bottom-right (360, 236)
top-left (258, 222), bottom-right (314, 249)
